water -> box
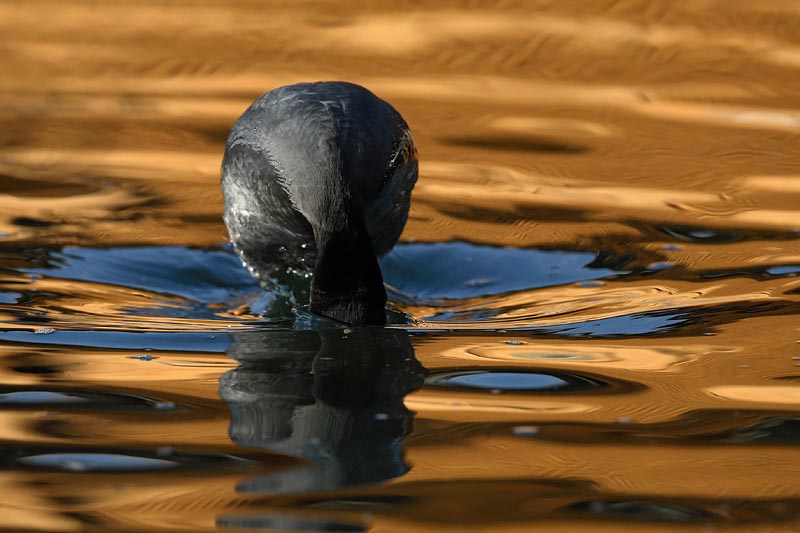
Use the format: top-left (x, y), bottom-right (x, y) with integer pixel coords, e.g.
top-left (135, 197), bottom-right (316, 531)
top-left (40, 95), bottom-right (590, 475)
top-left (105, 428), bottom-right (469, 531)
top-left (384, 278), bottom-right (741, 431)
top-left (1, 1), bottom-right (800, 531)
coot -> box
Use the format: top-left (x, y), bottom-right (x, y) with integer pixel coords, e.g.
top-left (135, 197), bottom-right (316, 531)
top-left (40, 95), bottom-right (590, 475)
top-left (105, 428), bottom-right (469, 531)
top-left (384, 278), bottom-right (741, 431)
top-left (221, 82), bottom-right (417, 325)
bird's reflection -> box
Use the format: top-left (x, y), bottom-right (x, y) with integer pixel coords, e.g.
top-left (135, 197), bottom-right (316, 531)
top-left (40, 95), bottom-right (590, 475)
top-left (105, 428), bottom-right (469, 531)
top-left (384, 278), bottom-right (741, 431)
top-left (219, 327), bottom-right (425, 494)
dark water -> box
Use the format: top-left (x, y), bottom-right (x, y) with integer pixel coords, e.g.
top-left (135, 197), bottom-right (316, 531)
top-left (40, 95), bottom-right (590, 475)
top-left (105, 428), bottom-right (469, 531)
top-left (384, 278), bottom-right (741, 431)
top-left (1, 1), bottom-right (800, 531)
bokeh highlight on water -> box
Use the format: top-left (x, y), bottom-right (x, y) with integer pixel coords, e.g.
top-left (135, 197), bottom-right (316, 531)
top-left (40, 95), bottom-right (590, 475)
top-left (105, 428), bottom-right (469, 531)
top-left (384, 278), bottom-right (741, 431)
top-left (1, 0), bottom-right (800, 531)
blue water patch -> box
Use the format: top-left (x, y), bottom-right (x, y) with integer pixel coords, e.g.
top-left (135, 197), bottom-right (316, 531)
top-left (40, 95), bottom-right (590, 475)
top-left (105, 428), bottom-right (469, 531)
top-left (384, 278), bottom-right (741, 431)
top-left (426, 370), bottom-right (606, 392)
top-left (21, 246), bottom-right (258, 304)
top-left (17, 453), bottom-right (178, 472)
top-left (536, 312), bottom-right (685, 337)
top-left (381, 242), bottom-right (618, 303)
top-left (9, 243), bottom-right (629, 326)
top-left (0, 329), bottom-right (233, 352)
top-left (425, 308), bottom-right (687, 335)
top-left (0, 291), bottom-right (20, 304)
top-left (644, 262), bottom-right (676, 272)
top-left (35, 244), bottom-right (619, 307)
top-left (427, 371), bottom-right (571, 391)
top-left (0, 391), bottom-right (89, 404)
top-left (767, 265), bottom-right (800, 276)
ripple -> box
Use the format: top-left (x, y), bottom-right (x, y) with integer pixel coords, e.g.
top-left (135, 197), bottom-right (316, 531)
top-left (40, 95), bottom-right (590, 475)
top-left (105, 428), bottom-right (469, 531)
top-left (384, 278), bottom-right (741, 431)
top-left (533, 311), bottom-right (686, 337)
top-left (0, 386), bottom-right (205, 415)
top-left (16, 452), bottom-right (178, 472)
top-left (6, 447), bottom-right (250, 473)
top-left (0, 245), bottom-right (272, 329)
top-left (382, 241), bottom-right (619, 303)
top-left (217, 514), bottom-right (366, 532)
top-left (422, 307), bottom-right (685, 335)
top-left (720, 417), bottom-right (800, 444)
top-left (0, 330), bottom-right (233, 351)
top-left (20, 245), bottom-right (257, 304)
top-left (0, 390), bottom-right (90, 405)
top-left (0, 175), bottom-right (102, 198)
top-left (568, 500), bottom-right (713, 523)
top-left (644, 261), bottom-right (676, 272)
top-left (441, 134), bottom-right (589, 154)
top-left (659, 226), bottom-right (742, 243)
top-left (2, 1), bottom-right (800, 530)
top-left (426, 370), bottom-right (605, 393)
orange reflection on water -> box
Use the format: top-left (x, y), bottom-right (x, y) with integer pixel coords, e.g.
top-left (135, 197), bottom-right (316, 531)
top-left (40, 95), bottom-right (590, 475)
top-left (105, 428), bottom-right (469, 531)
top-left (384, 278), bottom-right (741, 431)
top-left (1, 0), bottom-right (800, 531)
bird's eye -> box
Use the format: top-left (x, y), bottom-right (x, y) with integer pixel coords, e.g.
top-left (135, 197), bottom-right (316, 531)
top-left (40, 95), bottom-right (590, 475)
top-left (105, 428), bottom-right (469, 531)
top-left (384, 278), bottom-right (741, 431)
top-left (386, 129), bottom-right (415, 181)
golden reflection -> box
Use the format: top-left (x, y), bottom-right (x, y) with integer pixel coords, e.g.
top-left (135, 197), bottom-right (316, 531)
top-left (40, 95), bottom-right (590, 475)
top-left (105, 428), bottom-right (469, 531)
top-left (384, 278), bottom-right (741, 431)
top-left (407, 392), bottom-right (597, 419)
top-left (429, 342), bottom-right (699, 371)
top-left (405, 274), bottom-right (796, 330)
top-left (706, 385), bottom-right (800, 405)
top-left (402, 439), bottom-right (800, 498)
top-left (1, 0), bottom-right (800, 531)
top-left (0, 473), bottom-right (81, 532)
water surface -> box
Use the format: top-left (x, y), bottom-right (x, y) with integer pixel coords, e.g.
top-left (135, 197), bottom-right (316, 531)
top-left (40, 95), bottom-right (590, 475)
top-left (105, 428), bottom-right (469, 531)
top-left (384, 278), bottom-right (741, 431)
top-left (1, 1), bottom-right (800, 531)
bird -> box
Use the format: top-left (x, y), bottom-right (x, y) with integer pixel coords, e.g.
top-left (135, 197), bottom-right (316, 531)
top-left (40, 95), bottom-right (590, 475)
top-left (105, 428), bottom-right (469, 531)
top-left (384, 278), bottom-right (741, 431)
top-left (221, 82), bottom-right (418, 326)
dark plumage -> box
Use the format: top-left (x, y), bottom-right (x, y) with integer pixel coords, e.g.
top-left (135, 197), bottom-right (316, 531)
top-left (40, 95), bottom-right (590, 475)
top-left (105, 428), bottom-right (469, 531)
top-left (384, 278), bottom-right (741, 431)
top-left (221, 82), bottom-right (418, 325)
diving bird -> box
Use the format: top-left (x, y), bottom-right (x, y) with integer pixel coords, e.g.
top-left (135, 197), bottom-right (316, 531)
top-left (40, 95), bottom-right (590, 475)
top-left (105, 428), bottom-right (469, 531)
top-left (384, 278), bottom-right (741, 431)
top-left (221, 82), bottom-right (418, 325)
